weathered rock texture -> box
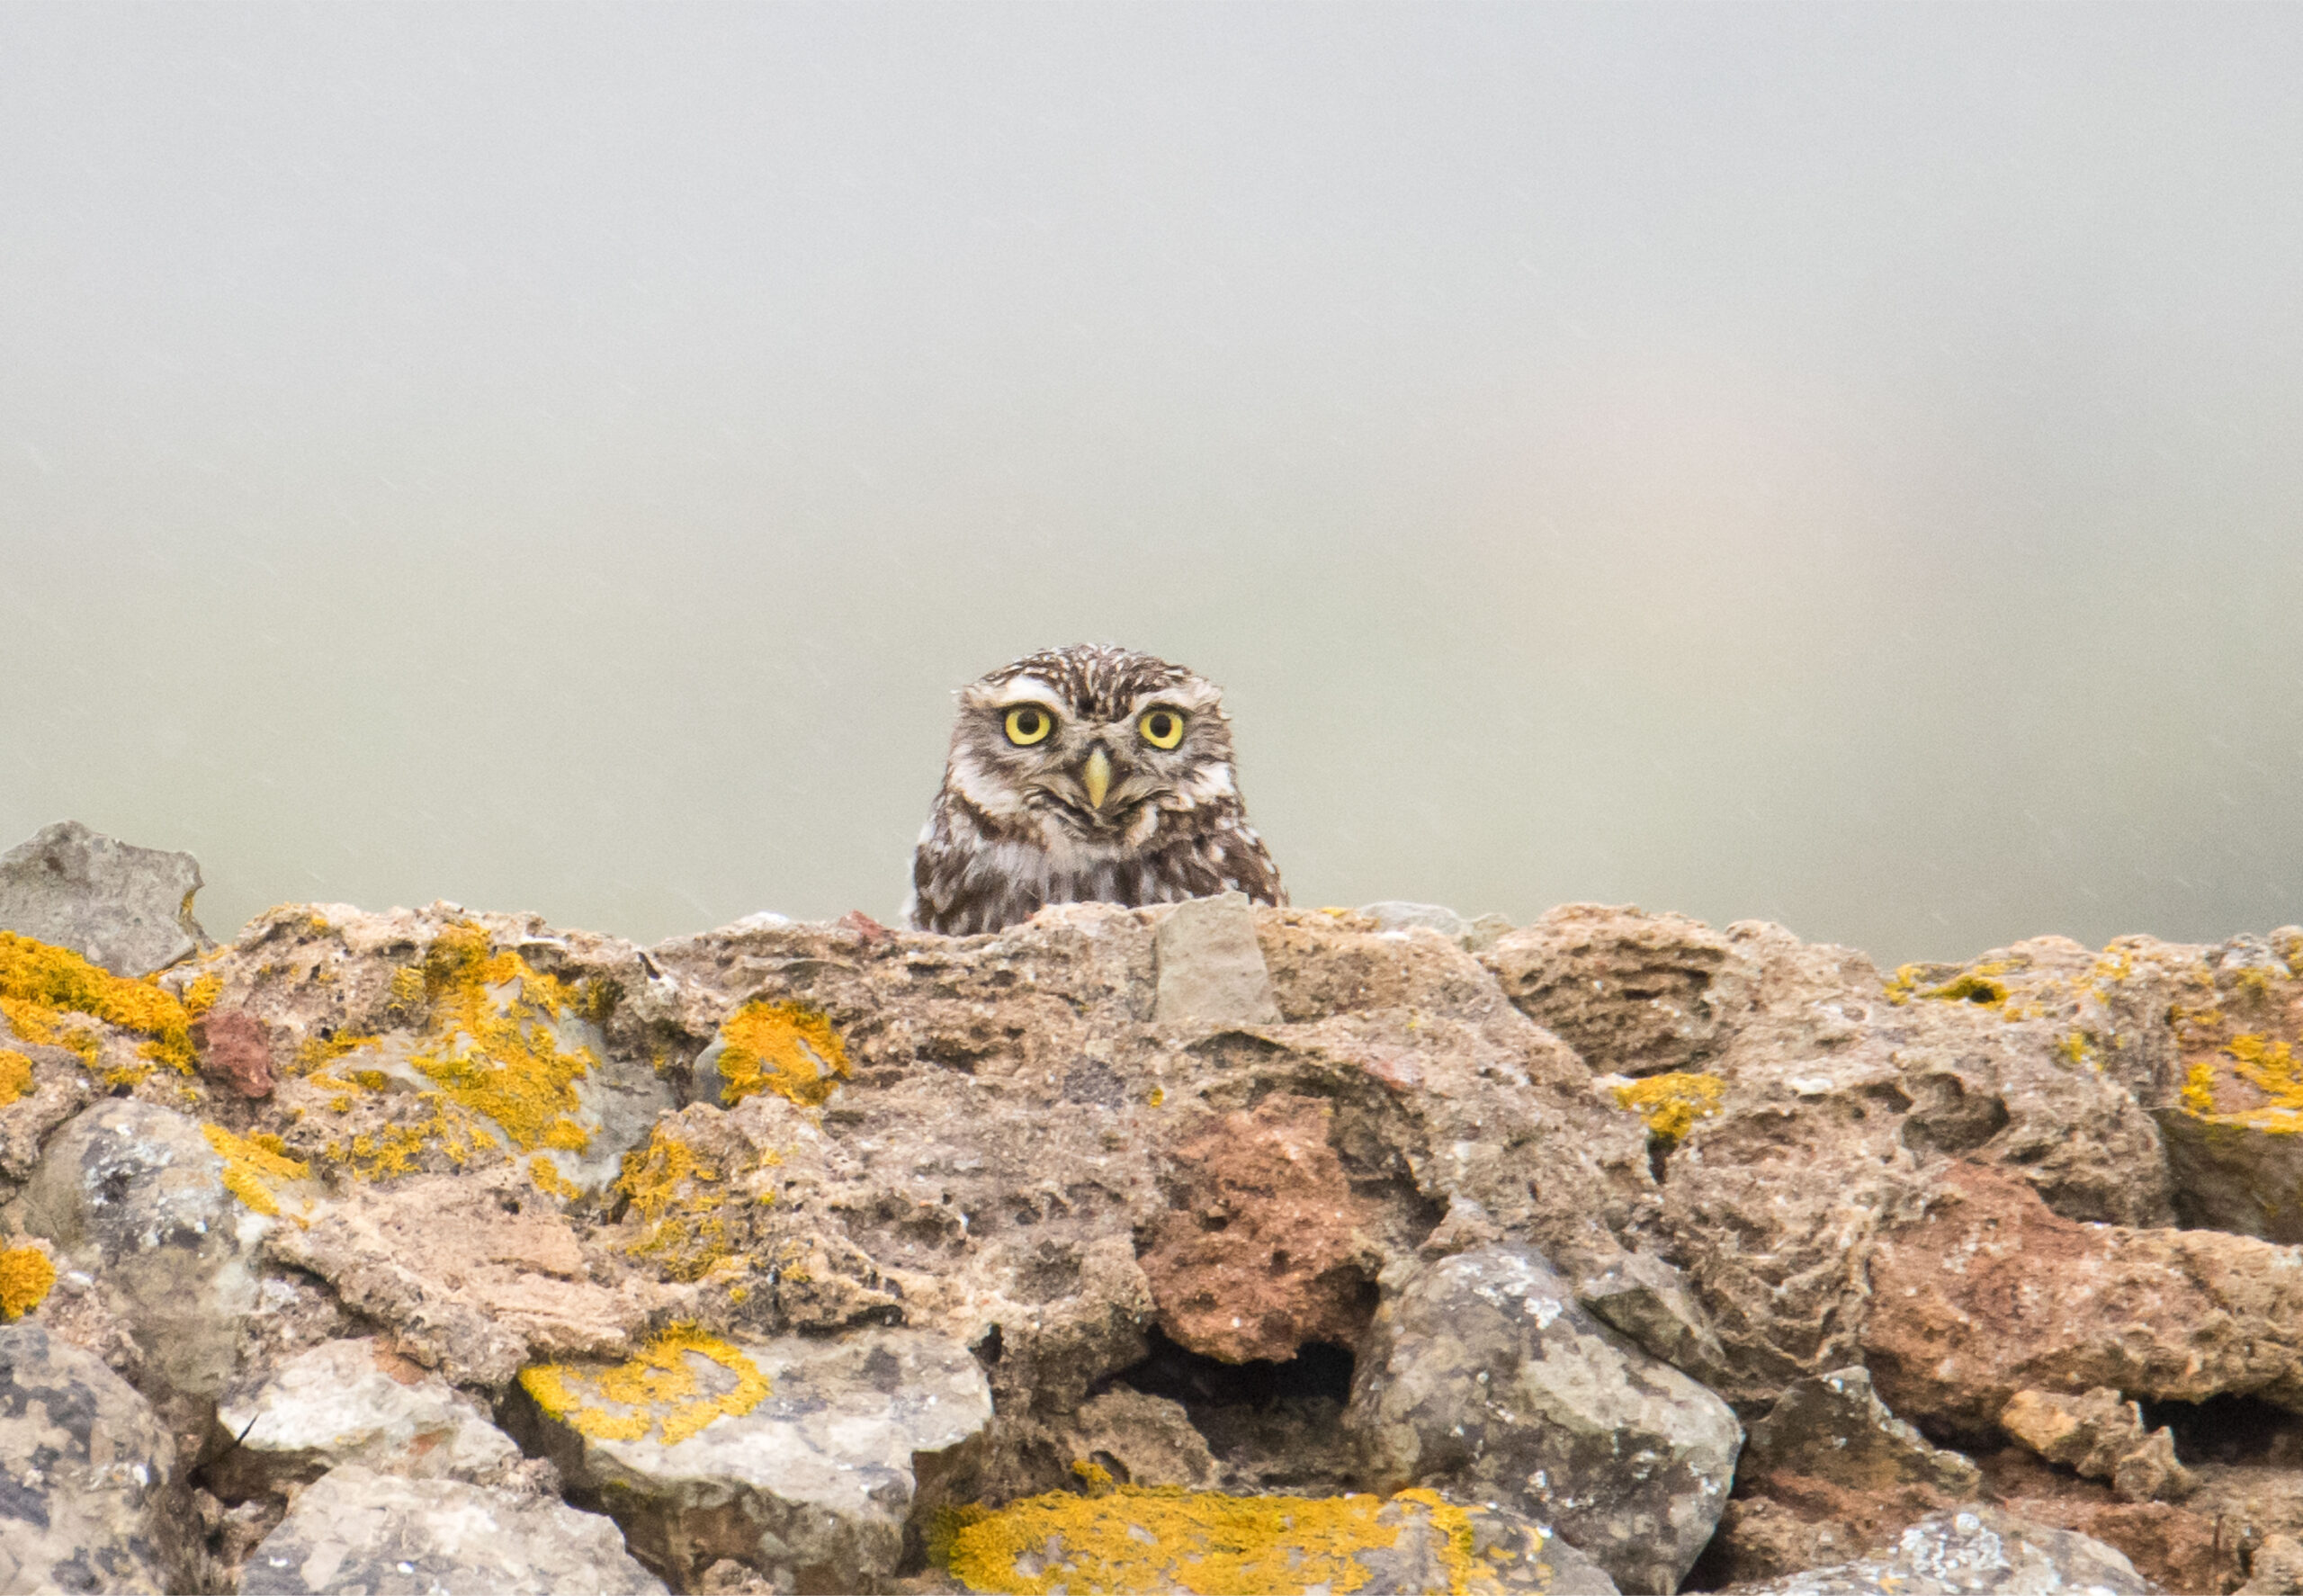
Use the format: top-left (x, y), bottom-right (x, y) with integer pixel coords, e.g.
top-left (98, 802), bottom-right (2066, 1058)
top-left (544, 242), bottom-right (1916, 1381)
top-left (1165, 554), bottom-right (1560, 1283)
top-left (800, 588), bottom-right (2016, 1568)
top-left (12, 829), bottom-right (2303, 1593)
top-left (1721, 1506), bottom-right (2154, 1595)
top-left (0, 820), bottom-right (211, 977)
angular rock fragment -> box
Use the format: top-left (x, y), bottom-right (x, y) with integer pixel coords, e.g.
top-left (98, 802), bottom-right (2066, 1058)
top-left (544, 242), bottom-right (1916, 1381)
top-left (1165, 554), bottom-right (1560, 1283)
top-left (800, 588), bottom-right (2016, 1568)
top-left (938, 1484), bottom-right (1618, 1596)
top-left (516, 1324), bottom-right (993, 1591)
top-left (0, 1322), bottom-right (181, 1595)
top-left (1719, 1506), bottom-right (2155, 1595)
top-left (1573, 1251), bottom-right (1734, 1387)
top-left (1748, 1367), bottom-right (1981, 1497)
top-left (239, 1464), bottom-right (665, 1595)
top-left (208, 1337), bottom-right (524, 1498)
top-left (1349, 1244), bottom-right (1741, 1593)
top-left (13, 1098), bottom-right (269, 1406)
top-left (0, 820), bottom-right (211, 977)
top-left (1357, 901), bottom-right (1514, 953)
top-left (1153, 892), bottom-right (1283, 1026)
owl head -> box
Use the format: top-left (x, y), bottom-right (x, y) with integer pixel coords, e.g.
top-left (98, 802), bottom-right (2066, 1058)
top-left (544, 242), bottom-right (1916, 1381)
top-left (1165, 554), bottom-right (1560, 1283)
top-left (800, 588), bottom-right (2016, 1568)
top-left (943, 644), bottom-right (1241, 850)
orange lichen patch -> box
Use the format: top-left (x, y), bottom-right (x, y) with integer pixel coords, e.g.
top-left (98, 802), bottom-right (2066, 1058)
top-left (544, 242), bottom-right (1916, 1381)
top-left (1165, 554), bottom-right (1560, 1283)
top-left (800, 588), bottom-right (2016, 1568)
top-left (0, 1247), bottom-right (55, 1320)
top-left (616, 1125), bottom-right (776, 1281)
top-left (519, 1326), bottom-right (770, 1448)
top-left (1612, 1071), bottom-right (1725, 1143)
top-left (713, 1000), bottom-right (848, 1107)
top-left (203, 1123), bottom-right (311, 1219)
top-left (0, 1049), bottom-right (32, 1107)
top-left (182, 972), bottom-right (224, 1019)
top-left (0, 931), bottom-right (197, 1074)
top-left (406, 923), bottom-right (595, 1152)
top-left (942, 1485), bottom-right (1487, 1596)
top-left (2182, 1062), bottom-right (2220, 1117)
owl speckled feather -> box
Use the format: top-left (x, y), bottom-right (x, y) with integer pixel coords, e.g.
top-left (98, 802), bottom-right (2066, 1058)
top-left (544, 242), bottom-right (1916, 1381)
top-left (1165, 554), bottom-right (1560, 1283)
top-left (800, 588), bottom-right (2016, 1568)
top-left (905, 645), bottom-right (1286, 936)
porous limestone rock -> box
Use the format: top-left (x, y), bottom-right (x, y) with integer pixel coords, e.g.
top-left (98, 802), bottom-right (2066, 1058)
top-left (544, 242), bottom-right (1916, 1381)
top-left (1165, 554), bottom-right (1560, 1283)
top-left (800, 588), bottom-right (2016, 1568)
top-left (1153, 891), bottom-right (1283, 1026)
top-left (1480, 909), bottom-right (2177, 1405)
top-left (208, 1337), bottom-right (524, 1499)
top-left (12, 1098), bottom-right (268, 1408)
top-left (515, 1325), bottom-right (993, 1591)
top-left (1862, 1161), bottom-right (2303, 1430)
top-left (1719, 1506), bottom-right (2155, 1595)
top-left (0, 1322), bottom-right (180, 1595)
top-left (238, 1464), bottom-right (665, 1595)
top-left (263, 1169), bottom-right (659, 1388)
top-left (0, 820), bottom-right (211, 977)
top-left (1348, 1244), bottom-right (1741, 1593)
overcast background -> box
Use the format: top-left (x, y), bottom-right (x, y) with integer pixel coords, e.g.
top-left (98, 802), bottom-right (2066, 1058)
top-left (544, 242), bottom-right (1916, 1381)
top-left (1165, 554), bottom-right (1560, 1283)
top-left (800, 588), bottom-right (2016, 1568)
top-left (4, 4), bottom-right (2299, 964)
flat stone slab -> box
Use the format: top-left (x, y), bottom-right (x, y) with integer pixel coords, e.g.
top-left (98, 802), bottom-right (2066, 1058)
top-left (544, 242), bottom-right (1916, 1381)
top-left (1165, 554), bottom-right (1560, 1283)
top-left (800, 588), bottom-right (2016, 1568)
top-left (0, 820), bottom-right (210, 977)
top-left (519, 1325), bottom-right (992, 1591)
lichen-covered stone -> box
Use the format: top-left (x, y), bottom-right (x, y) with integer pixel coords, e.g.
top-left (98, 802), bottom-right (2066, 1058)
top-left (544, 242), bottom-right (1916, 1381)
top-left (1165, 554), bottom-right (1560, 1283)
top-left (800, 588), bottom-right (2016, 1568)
top-left (1349, 1244), bottom-right (1741, 1593)
top-left (1719, 1506), bottom-right (2154, 1595)
top-left (0, 820), bottom-right (211, 978)
top-left (208, 1337), bottom-right (524, 1499)
top-left (239, 1465), bottom-right (664, 1595)
top-left (0, 1322), bottom-right (180, 1594)
top-left (515, 1324), bottom-right (992, 1591)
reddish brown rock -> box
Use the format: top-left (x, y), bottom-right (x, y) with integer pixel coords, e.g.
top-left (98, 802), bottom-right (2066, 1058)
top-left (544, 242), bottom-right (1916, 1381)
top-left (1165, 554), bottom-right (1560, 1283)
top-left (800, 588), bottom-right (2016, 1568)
top-left (1137, 1093), bottom-right (1378, 1364)
top-left (1977, 1444), bottom-right (2232, 1592)
top-left (193, 1009), bottom-right (275, 1098)
top-left (1862, 1162), bottom-right (2303, 1432)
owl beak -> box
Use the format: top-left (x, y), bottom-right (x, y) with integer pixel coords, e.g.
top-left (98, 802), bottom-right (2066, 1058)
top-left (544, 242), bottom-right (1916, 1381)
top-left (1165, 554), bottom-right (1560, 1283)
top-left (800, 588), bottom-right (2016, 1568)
top-left (1081, 746), bottom-right (1115, 811)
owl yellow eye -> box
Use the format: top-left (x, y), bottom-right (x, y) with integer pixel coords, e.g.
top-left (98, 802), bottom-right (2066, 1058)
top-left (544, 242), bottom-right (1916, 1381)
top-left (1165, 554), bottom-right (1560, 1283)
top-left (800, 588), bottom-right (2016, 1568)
top-left (1003, 705), bottom-right (1053, 746)
top-left (1138, 709), bottom-right (1185, 749)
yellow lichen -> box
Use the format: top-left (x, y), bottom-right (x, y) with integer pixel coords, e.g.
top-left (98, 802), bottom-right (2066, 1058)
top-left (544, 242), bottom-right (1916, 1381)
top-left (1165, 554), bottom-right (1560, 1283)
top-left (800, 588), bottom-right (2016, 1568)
top-left (616, 1125), bottom-right (776, 1281)
top-left (2056, 1031), bottom-right (2092, 1071)
top-left (518, 1325), bottom-right (770, 1447)
top-left (0, 1247), bottom-right (55, 1320)
top-left (203, 1123), bottom-right (311, 1218)
top-left (530, 1154), bottom-right (581, 1201)
top-left (712, 1000), bottom-right (848, 1107)
top-left (0, 1049), bottom-right (32, 1107)
top-left (2176, 1035), bottom-right (2303, 1133)
top-left (406, 924), bottom-right (595, 1152)
top-left (1920, 962), bottom-right (2015, 1008)
top-left (1612, 1071), bottom-right (1725, 1143)
top-left (1072, 1459), bottom-right (1117, 1496)
top-left (943, 1485), bottom-right (1488, 1596)
top-left (182, 972), bottom-right (224, 1018)
top-left (0, 932), bottom-right (197, 1073)
top-left (2182, 1062), bottom-right (2219, 1116)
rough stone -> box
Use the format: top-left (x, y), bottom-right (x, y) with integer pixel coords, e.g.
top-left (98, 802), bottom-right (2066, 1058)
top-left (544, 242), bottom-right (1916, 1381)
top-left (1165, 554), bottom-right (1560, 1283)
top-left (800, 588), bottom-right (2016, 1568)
top-left (1999, 1386), bottom-right (2195, 1502)
top-left (1136, 1091), bottom-right (1380, 1364)
top-left (1152, 892), bottom-right (1283, 1026)
top-left (0, 1322), bottom-right (181, 1595)
top-left (264, 1169), bottom-right (658, 1388)
top-left (1357, 901), bottom-right (1514, 954)
top-left (1348, 1244), bottom-right (1741, 1593)
top-left (1573, 1250), bottom-right (1734, 1387)
top-left (13, 1098), bottom-right (269, 1407)
top-left (239, 1464), bottom-right (665, 1595)
top-left (1863, 1161), bottom-right (2303, 1430)
top-left (191, 1008), bottom-right (276, 1098)
top-left (1718, 1506), bottom-right (2155, 1595)
top-left (0, 820), bottom-right (211, 977)
top-left (208, 1337), bottom-right (524, 1499)
top-left (2245, 1533), bottom-right (2303, 1595)
top-left (517, 1325), bottom-right (993, 1591)
top-left (1748, 1366), bottom-right (1981, 1497)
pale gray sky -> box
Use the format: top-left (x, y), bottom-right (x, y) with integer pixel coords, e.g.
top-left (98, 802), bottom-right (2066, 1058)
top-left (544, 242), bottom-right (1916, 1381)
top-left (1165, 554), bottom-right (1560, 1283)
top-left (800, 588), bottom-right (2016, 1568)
top-left (4, 4), bottom-right (2299, 964)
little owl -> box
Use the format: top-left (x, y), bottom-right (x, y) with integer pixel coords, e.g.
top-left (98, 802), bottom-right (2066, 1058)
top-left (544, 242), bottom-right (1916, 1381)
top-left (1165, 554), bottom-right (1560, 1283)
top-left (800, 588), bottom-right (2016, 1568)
top-left (905, 644), bottom-right (1286, 935)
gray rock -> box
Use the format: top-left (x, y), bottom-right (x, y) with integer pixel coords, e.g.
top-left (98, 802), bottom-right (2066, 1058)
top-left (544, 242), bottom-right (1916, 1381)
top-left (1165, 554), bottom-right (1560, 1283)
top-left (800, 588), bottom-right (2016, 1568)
top-left (13, 1098), bottom-right (267, 1406)
top-left (1749, 1367), bottom-right (1981, 1496)
top-left (1359, 901), bottom-right (1514, 953)
top-left (0, 820), bottom-right (211, 977)
top-left (0, 1322), bottom-right (180, 1595)
top-left (1152, 892), bottom-right (1282, 1026)
top-left (1349, 1244), bottom-right (1742, 1594)
top-left (521, 1325), bottom-right (993, 1591)
top-left (209, 1338), bottom-right (523, 1499)
top-left (1722, 1506), bottom-right (2155, 1595)
top-left (1575, 1251), bottom-right (1735, 1389)
top-left (239, 1465), bottom-right (666, 1595)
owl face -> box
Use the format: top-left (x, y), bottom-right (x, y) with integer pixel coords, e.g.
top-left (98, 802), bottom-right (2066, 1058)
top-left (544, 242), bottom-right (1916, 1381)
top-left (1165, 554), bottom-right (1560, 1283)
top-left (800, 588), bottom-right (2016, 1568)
top-left (945, 645), bottom-right (1237, 853)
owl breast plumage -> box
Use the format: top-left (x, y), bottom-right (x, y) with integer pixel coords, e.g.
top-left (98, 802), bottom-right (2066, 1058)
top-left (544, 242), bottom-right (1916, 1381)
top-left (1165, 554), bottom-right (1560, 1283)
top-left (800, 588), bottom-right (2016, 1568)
top-left (904, 644), bottom-right (1286, 936)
